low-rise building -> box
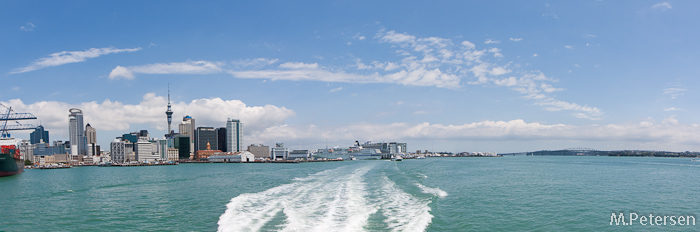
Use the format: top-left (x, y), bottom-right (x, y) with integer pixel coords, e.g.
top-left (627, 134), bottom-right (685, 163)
top-left (271, 143), bottom-right (288, 160)
top-left (208, 151), bottom-right (255, 163)
top-left (288, 150), bottom-right (310, 160)
top-left (247, 144), bottom-right (269, 159)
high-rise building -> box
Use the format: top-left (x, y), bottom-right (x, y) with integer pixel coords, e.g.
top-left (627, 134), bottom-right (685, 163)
top-left (216, 127), bottom-right (227, 152)
top-left (30, 125), bottom-right (49, 144)
top-left (174, 135), bottom-right (190, 160)
top-left (226, 119), bottom-right (243, 152)
top-left (179, 116), bottom-right (195, 155)
top-left (85, 123), bottom-right (96, 144)
top-left (165, 85), bottom-right (174, 135)
top-left (68, 108), bottom-right (86, 156)
top-left (194, 127), bottom-right (217, 152)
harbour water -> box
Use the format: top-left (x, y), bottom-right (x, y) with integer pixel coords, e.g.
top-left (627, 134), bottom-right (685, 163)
top-left (1, 156), bottom-right (698, 231)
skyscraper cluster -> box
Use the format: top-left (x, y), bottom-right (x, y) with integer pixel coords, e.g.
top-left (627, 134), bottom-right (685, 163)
top-left (107, 86), bottom-right (246, 163)
top-left (68, 108), bottom-right (86, 157)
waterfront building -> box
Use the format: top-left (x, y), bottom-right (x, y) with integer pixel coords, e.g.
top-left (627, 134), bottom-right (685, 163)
top-left (87, 143), bottom-right (100, 157)
top-left (208, 151), bottom-right (254, 163)
top-left (125, 142), bottom-right (135, 162)
top-left (68, 108), bottom-right (87, 156)
top-left (247, 144), bottom-right (270, 159)
top-left (157, 139), bottom-right (169, 160)
top-left (194, 142), bottom-right (221, 161)
top-left (217, 127), bottom-right (227, 152)
top-left (166, 148), bottom-right (179, 161)
top-left (110, 139), bottom-right (126, 163)
top-left (288, 150), bottom-right (310, 160)
top-left (30, 125), bottom-right (49, 144)
top-left (20, 140), bottom-right (34, 161)
top-left (271, 143), bottom-right (289, 160)
top-left (226, 119), bottom-right (243, 152)
top-left (135, 140), bottom-right (159, 162)
top-left (33, 143), bottom-right (67, 157)
top-left (195, 127), bottom-right (217, 152)
top-left (174, 135), bottom-right (190, 160)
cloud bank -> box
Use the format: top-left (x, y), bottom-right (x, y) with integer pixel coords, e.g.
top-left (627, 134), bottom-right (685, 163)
top-left (106, 29), bottom-right (601, 119)
top-left (11, 47), bottom-right (141, 74)
top-left (2, 94), bottom-right (295, 140)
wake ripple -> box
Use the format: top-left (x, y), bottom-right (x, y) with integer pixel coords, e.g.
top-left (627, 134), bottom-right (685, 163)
top-left (415, 183), bottom-right (448, 198)
top-left (378, 176), bottom-right (434, 232)
top-left (217, 165), bottom-right (376, 232)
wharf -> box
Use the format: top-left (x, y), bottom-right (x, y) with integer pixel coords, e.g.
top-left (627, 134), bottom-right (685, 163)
top-left (106, 162), bottom-right (179, 167)
top-left (38, 165), bottom-right (72, 169)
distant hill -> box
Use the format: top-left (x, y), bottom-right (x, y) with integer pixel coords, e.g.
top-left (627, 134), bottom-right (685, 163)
top-left (502, 149), bottom-right (699, 158)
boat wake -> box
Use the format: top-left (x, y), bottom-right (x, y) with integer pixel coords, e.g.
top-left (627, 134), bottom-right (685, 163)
top-left (415, 183), bottom-right (448, 198)
top-left (218, 163), bottom-right (438, 232)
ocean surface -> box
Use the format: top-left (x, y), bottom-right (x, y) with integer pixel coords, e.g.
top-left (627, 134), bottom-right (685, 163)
top-left (1, 156), bottom-right (699, 231)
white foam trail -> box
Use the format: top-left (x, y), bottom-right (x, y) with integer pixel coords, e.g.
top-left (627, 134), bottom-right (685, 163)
top-left (415, 183), bottom-right (448, 198)
top-left (378, 176), bottom-right (433, 232)
top-left (218, 164), bottom-right (377, 232)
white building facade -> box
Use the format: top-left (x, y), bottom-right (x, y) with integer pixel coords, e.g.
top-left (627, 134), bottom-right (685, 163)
top-left (226, 118), bottom-right (243, 152)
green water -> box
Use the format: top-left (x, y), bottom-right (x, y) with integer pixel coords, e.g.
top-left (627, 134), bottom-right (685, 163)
top-left (1, 156), bottom-right (698, 231)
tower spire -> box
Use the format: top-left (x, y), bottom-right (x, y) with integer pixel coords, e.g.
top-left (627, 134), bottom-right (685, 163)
top-left (166, 84), bottom-right (173, 136)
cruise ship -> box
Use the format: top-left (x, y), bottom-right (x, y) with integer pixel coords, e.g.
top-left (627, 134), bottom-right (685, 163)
top-left (312, 141), bottom-right (382, 160)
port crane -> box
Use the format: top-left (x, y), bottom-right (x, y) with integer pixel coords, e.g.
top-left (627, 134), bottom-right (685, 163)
top-left (0, 103), bottom-right (37, 138)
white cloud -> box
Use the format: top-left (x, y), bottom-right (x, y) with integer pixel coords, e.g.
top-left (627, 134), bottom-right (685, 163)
top-left (664, 107), bottom-right (683, 111)
top-left (585, 34), bottom-right (597, 38)
top-left (509, 38), bottom-right (523, 42)
top-left (652, 2), bottom-right (672, 10)
top-left (2, 94), bottom-right (295, 143)
top-left (11, 86), bottom-right (20, 91)
top-left (11, 47), bottom-right (141, 74)
top-left (664, 87), bottom-right (686, 99)
top-left (329, 87), bottom-right (342, 92)
top-left (20, 22), bottom-right (35, 31)
top-left (378, 30), bottom-right (416, 44)
top-left (461, 41), bottom-right (476, 50)
top-left (279, 62), bottom-right (319, 69)
top-left (353, 33), bottom-right (366, 40)
top-left (231, 58), bottom-right (279, 68)
top-left (564, 45), bottom-right (574, 49)
top-left (109, 60), bottom-right (224, 79)
top-left (533, 53), bottom-right (539, 57)
top-left (231, 67), bottom-right (462, 89)
top-left (484, 39), bottom-right (501, 44)
top-left (108, 66), bottom-right (134, 80)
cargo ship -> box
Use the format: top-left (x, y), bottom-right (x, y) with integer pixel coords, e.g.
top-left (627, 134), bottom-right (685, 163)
top-left (0, 104), bottom-right (37, 177)
top-left (0, 138), bottom-right (24, 177)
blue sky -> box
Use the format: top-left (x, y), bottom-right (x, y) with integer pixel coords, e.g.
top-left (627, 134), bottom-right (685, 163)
top-left (2, 1), bottom-right (699, 153)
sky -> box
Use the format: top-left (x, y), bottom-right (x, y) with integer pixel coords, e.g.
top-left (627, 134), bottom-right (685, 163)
top-left (1, 0), bottom-right (699, 153)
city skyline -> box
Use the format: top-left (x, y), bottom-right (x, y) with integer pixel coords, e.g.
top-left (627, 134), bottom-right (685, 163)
top-left (2, 1), bottom-right (700, 153)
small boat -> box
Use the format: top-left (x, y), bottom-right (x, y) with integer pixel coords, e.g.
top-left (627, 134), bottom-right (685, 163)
top-left (349, 156), bottom-right (357, 161)
top-left (692, 159), bottom-right (700, 162)
top-left (416, 156), bottom-right (426, 159)
top-left (391, 155), bottom-right (403, 161)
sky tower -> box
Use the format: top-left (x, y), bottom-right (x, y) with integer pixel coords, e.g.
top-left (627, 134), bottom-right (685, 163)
top-left (166, 85), bottom-right (173, 134)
